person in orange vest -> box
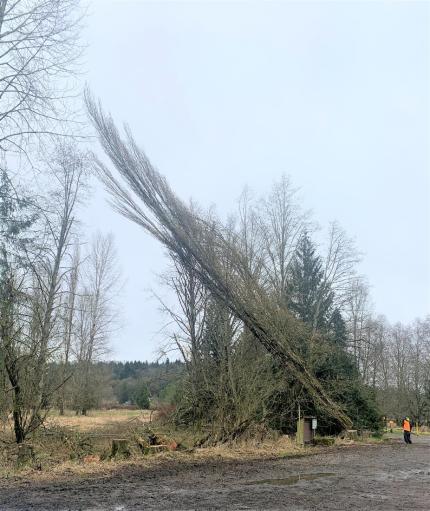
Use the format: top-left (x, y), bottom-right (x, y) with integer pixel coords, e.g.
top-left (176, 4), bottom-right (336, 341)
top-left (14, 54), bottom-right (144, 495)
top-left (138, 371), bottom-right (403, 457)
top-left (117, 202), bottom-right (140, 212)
top-left (402, 417), bottom-right (413, 444)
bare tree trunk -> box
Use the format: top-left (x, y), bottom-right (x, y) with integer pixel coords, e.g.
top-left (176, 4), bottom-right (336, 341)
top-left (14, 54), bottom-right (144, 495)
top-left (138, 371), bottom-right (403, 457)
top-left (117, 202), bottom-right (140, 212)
top-left (72, 233), bottom-right (120, 415)
top-left (1, 278), bottom-right (27, 443)
top-left (59, 246), bottom-right (80, 415)
top-left (0, 147), bottom-right (86, 442)
top-left (32, 146), bottom-right (86, 419)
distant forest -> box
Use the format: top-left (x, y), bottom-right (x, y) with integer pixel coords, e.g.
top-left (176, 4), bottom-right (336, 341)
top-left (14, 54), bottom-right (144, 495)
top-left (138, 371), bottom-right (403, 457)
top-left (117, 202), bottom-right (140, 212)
top-left (106, 359), bottom-right (184, 405)
top-left (49, 360), bottom-right (185, 411)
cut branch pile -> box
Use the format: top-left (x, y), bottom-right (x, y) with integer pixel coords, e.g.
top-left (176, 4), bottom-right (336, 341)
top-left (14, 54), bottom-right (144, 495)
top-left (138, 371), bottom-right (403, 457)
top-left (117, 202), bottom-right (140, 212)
top-left (86, 93), bottom-right (352, 429)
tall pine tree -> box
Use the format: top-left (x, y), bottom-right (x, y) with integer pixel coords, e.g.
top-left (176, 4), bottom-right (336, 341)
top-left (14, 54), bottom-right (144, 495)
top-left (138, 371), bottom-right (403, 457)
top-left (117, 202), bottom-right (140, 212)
top-left (288, 232), bottom-right (333, 330)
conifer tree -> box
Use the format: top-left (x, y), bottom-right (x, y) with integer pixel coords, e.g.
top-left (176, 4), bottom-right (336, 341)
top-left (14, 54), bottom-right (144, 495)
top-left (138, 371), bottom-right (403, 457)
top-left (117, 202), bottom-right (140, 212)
top-left (329, 308), bottom-right (348, 346)
top-left (0, 170), bottom-right (38, 442)
top-left (288, 232), bottom-right (333, 330)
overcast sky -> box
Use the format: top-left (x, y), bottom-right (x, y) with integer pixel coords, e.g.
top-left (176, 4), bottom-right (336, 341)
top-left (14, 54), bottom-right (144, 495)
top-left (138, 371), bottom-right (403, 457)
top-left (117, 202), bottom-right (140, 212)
top-left (82, 0), bottom-right (429, 361)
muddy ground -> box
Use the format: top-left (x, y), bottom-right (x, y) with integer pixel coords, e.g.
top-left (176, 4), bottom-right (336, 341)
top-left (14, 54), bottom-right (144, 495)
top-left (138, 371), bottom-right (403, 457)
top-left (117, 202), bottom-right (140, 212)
top-left (0, 435), bottom-right (429, 510)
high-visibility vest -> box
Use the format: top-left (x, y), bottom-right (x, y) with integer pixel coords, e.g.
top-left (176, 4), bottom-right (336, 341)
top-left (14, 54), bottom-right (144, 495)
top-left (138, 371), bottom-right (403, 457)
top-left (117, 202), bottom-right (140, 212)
top-left (403, 419), bottom-right (411, 432)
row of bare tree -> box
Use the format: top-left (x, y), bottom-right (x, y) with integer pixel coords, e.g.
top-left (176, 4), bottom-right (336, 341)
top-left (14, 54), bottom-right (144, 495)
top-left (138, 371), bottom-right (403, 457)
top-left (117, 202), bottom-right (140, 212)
top-left (0, 0), bottom-right (123, 443)
top-left (345, 285), bottom-right (430, 422)
top-left (0, 151), bottom-right (120, 442)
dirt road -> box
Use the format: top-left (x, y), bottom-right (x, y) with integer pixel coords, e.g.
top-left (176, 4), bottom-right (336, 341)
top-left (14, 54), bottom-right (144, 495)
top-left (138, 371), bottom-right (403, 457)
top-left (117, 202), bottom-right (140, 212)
top-left (1, 435), bottom-right (429, 510)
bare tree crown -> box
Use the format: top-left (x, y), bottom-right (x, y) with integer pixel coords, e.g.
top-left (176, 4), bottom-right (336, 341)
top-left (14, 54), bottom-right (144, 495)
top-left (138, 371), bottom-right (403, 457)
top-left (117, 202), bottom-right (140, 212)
top-left (0, 0), bottom-right (84, 154)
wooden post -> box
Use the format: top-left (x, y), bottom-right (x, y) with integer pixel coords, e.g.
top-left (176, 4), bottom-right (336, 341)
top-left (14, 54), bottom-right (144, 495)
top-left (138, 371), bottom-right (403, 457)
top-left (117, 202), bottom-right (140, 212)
top-left (296, 404), bottom-right (304, 446)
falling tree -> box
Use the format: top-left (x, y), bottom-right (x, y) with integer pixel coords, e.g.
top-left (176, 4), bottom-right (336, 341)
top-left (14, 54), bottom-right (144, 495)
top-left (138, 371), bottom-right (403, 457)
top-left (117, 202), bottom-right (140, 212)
top-left (85, 93), bottom-right (352, 430)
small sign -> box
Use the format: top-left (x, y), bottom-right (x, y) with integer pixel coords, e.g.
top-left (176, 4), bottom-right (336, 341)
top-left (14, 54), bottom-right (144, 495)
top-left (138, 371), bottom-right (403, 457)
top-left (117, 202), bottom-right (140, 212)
top-left (311, 418), bottom-right (317, 430)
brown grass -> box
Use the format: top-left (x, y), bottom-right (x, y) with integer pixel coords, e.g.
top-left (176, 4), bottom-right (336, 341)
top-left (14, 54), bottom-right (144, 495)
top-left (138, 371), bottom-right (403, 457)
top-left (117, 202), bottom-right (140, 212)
top-left (45, 409), bottom-right (152, 432)
top-left (0, 429), bottom-right (310, 483)
top-left (0, 409), bottom-right (312, 480)
top-left (0, 409), bottom-right (383, 482)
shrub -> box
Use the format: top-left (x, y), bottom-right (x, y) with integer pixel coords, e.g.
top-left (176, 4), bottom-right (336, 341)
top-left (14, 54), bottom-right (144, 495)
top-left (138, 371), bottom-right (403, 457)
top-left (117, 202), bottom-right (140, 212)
top-left (132, 381), bottom-right (150, 409)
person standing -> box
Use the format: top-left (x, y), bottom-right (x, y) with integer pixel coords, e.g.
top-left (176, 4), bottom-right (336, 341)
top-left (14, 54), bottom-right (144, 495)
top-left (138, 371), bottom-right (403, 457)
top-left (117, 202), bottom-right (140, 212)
top-left (402, 417), bottom-right (412, 444)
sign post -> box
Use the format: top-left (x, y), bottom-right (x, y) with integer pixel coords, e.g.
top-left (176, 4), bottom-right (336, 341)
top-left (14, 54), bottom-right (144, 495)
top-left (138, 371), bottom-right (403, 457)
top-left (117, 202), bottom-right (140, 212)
top-left (311, 417), bottom-right (317, 442)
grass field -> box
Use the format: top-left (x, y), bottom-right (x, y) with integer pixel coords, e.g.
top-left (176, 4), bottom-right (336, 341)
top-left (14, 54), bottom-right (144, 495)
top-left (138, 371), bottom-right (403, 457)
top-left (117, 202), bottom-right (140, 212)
top-left (46, 408), bottom-right (151, 431)
top-left (0, 408), bottom-right (312, 478)
top-left (0, 409), bottom-right (391, 480)
top-left (0, 408), bottom-right (159, 476)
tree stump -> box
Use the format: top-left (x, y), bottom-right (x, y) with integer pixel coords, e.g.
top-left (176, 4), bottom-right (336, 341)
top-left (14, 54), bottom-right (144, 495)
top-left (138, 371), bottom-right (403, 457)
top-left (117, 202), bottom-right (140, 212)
top-left (110, 439), bottom-right (131, 459)
top-left (16, 444), bottom-right (35, 467)
top-left (346, 429), bottom-right (358, 441)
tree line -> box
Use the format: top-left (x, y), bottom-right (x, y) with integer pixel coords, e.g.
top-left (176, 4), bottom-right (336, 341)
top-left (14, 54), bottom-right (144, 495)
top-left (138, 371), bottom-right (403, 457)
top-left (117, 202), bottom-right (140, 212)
top-left (348, 311), bottom-right (430, 424)
top-left (42, 359), bottom-right (184, 411)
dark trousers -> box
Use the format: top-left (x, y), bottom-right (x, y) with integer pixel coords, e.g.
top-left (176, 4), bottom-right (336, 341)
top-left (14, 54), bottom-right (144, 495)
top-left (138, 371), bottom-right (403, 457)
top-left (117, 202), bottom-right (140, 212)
top-left (403, 431), bottom-right (412, 444)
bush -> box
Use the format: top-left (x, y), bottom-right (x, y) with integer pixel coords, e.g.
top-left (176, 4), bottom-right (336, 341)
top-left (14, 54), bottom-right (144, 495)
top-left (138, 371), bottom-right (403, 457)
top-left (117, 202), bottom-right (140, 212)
top-left (132, 381), bottom-right (150, 409)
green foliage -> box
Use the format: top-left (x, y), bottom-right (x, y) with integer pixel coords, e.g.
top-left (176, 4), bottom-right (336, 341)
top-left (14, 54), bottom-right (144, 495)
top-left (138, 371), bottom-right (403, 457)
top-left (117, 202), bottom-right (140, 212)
top-left (309, 332), bottom-right (381, 433)
top-left (288, 233), bottom-right (333, 330)
top-left (159, 381), bottom-right (182, 405)
top-left (0, 170), bottom-right (37, 277)
top-left (334, 382), bottom-right (381, 432)
top-left (132, 380), bottom-right (150, 409)
top-left (289, 249), bottom-right (381, 434)
top-left (329, 308), bottom-right (348, 347)
top-left (70, 362), bottom-right (112, 414)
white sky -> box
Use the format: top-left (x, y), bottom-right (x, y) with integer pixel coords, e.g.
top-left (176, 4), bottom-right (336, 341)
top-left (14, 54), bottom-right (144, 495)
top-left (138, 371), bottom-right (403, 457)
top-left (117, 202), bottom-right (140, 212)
top-left (82, 0), bottom-right (429, 361)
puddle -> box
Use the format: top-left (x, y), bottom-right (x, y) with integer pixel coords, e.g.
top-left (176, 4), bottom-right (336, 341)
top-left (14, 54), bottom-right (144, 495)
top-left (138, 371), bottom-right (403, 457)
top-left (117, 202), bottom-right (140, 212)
top-left (246, 473), bottom-right (336, 486)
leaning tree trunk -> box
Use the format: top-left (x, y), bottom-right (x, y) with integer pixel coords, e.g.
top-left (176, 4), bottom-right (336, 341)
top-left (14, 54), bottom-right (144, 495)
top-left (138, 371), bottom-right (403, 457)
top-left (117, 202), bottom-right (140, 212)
top-left (86, 95), bottom-right (353, 430)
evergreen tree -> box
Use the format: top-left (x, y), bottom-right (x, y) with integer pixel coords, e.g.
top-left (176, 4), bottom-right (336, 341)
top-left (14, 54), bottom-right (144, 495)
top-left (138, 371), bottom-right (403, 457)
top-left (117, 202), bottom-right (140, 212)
top-left (0, 170), bottom-right (37, 277)
top-left (288, 233), bottom-right (333, 330)
top-left (329, 308), bottom-right (348, 346)
top-left (133, 380), bottom-right (150, 409)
